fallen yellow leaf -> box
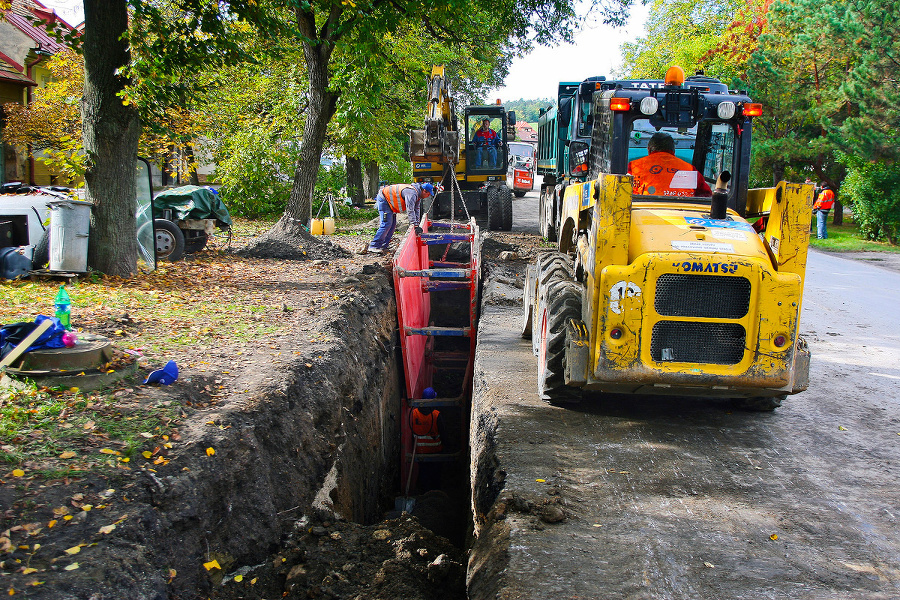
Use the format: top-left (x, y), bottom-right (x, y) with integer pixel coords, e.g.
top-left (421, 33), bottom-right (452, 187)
top-left (7, 587), bottom-right (13, 596)
top-left (52, 507), bottom-right (69, 516)
top-left (535, 478), bottom-right (545, 483)
top-left (203, 560), bottom-right (221, 571)
top-left (838, 426), bottom-right (847, 431)
top-left (63, 563), bottom-right (79, 571)
top-left (206, 447), bottom-right (215, 456)
top-left (770, 534), bottom-right (778, 541)
top-left (99, 449), bottom-right (120, 456)
top-left (81, 505), bottom-right (93, 512)
top-left (59, 451), bottom-right (76, 459)
top-left (63, 515), bottom-right (73, 521)
top-left (142, 451), bottom-right (152, 459)
top-left (22, 568), bottom-right (37, 575)
top-left (12, 470), bottom-right (24, 477)
top-left (250, 577), bottom-right (257, 585)
top-left (47, 520), bottom-right (57, 529)
top-left (98, 524), bottom-right (116, 535)
top-left (234, 575), bottom-right (243, 582)
top-left (64, 546), bottom-right (81, 555)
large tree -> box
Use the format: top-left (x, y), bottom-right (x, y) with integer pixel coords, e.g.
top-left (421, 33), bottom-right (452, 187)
top-left (82, 0), bottom-right (141, 277)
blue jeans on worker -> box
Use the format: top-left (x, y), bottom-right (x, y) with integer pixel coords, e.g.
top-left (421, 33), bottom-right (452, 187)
top-left (475, 145), bottom-right (497, 168)
top-left (369, 195), bottom-right (397, 250)
top-left (816, 209), bottom-right (829, 239)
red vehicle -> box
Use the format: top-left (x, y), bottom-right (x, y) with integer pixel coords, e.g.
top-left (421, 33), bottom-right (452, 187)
top-left (507, 141), bottom-right (536, 197)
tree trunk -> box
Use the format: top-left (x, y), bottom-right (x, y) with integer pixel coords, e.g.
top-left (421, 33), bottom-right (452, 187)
top-left (363, 160), bottom-right (379, 201)
top-left (771, 160), bottom-right (785, 186)
top-left (82, 0), bottom-right (141, 277)
top-left (281, 38), bottom-right (338, 230)
top-left (185, 144), bottom-right (200, 186)
top-left (346, 155), bottom-right (364, 206)
top-left (832, 200), bottom-right (843, 226)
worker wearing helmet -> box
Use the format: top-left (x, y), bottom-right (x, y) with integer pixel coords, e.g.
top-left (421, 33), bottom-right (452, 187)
top-left (366, 182), bottom-right (434, 254)
top-left (628, 132), bottom-right (712, 198)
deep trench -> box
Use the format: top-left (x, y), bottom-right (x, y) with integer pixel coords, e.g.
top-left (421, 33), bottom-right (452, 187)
top-left (159, 261), bottom-right (477, 599)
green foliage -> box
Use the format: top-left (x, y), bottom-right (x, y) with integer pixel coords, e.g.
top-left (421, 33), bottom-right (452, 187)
top-left (840, 157), bottom-right (900, 245)
top-left (503, 98), bottom-right (553, 123)
top-left (215, 124), bottom-right (296, 218)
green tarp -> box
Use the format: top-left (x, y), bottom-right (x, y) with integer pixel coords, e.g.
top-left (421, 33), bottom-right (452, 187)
top-left (153, 185), bottom-right (232, 228)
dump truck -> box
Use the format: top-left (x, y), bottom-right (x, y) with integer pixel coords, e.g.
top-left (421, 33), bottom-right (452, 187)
top-left (522, 67), bottom-right (813, 409)
top-left (409, 66), bottom-right (516, 230)
top-left (536, 77), bottom-right (606, 241)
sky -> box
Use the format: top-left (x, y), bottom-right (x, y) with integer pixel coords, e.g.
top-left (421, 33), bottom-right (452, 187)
top-left (36, 0), bottom-right (650, 103)
top-left (490, 3), bottom-right (651, 102)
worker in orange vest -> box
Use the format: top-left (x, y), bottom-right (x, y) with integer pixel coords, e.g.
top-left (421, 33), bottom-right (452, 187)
top-left (411, 387), bottom-right (443, 454)
top-left (628, 132), bottom-right (712, 198)
top-left (366, 182), bottom-right (433, 254)
top-left (813, 183), bottom-right (836, 239)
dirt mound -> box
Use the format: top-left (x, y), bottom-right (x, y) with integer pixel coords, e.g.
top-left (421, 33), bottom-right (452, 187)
top-left (214, 513), bottom-right (466, 600)
top-left (237, 220), bottom-right (350, 261)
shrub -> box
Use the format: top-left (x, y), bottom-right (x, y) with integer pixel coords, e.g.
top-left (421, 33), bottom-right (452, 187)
top-left (841, 158), bottom-right (900, 245)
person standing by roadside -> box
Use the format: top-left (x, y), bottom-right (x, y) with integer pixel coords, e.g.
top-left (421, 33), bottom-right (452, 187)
top-left (813, 183), bottom-right (836, 239)
top-left (366, 182), bottom-right (433, 254)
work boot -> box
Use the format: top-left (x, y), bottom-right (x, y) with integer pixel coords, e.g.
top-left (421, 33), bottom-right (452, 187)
top-left (368, 247), bottom-right (384, 254)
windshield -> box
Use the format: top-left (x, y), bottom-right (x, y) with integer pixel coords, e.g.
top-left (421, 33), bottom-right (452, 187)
top-left (508, 142), bottom-right (535, 158)
top-left (627, 118), bottom-right (736, 189)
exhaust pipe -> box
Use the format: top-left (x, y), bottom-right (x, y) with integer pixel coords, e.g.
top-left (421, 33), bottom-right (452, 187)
top-left (710, 171), bottom-right (731, 220)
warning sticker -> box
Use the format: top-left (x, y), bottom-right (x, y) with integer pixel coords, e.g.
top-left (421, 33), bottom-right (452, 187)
top-left (669, 170), bottom-right (698, 189)
top-left (672, 241), bottom-right (735, 253)
top-left (685, 217), bottom-right (755, 231)
top-left (709, 229), bottom-right (748, 242)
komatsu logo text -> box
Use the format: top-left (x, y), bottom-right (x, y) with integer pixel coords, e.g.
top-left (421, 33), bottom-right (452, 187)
top-left (672, 261), bottom-right (739, 274)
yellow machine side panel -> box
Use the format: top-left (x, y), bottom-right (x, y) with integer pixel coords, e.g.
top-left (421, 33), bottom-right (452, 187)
top-left (762, 182), bottom-right (814, 280)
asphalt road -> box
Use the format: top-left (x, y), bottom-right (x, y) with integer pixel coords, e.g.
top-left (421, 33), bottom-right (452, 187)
top-left (468, 183), bottom-right (900, 599)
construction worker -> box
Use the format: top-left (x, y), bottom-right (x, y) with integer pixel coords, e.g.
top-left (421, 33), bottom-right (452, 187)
top-left (813, 183), bottom-right (835, 239)
top-left (474, 118), bottom-right (500, 168)
top-left (367, 182), bottom-right (433, 254)
top-left (628, 132), bottom-right (712, 197)
top-left (411, 388), bottom-right (443, 454)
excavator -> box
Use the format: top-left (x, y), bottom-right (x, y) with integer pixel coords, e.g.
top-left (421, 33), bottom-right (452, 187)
top-left (408, 65), bottom-right (516, 230)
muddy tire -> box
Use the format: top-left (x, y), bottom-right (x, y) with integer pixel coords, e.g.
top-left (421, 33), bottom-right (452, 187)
top-left (154, 219), bottom-right (185, 262)
top-left (538, 279), bottom-right (583, 405)
top-left (499, 185), bottom-right (513, 231)
top-left (734, 395), bottom-right (784, 411)
top-left (514, 190), bottom-right (526, 198)
top-left (531, 252), bottom-right (574, 356)
top-left (487, 186), bottom-right (502, 231)
top-left (522, 264), bottom-right (536, 339)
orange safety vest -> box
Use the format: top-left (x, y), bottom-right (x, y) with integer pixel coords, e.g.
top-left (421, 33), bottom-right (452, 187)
top-left (380, 184), bottom-right (416, 213)
top-left (628, 152), bottom-right (712, 197)
top-left (814, 188), bottom-right (835, 211)
top-left (411, 408), bottom-right (442, 454)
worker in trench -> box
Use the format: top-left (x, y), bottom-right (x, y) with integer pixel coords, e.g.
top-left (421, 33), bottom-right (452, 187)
top-left (628, 132), bottom-right (712, 197)
top-left (365, 182), bottom-right (433, 254)
top-left (411, 387), bottom-right (445, 491)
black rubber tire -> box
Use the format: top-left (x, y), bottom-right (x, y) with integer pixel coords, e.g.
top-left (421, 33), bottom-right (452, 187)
top-left (539, 188), bottom-right (557, 242)
top-left (499, 185), bottom-right (513, 231)
top-left (183, 230), bottom-right (208, 254)
top-left (521, 264), bottom-right (536, 339)
top-left (514, 190), bottom-right (526, 198)
top-left (531, 252), bottom-right (574, 355)
top-left (32, 228), bottom-right (50, 269)
top-left (486, 186), bottom-right (502, 231)
top-left (734, 395), bottom-right (784, 411)
top-left (154, 219), bottom-right (185, 262)
top-left (538, 279), bottom-right (583, 405)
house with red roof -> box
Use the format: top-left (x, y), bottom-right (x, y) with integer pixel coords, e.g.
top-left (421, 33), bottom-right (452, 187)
top-left (0, 0), bottom-right (76, 185)
top-left (515, 120), bottom-right (537, 143)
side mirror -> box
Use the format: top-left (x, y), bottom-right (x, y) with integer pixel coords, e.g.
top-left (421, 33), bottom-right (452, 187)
top-left (508, 110), bottom-right (516, 125)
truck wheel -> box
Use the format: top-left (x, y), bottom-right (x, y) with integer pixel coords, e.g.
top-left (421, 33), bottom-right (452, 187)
top-left (487, 186), bottom-right (502, 230)
top-left (540, 188), bottom-right (557, 242)
top-left (538, 279), bottom-right (583, 405)
top-left (734, 395), bottom-right (784, 411)
top-left (499, 185), bottom-right (513, 230)
top-left (514, 190), bottom-right (526, 198)
top-left (531, 253), bottom-right (574, 355)
top-left (154, 219), bottom-right (185, 262)
top-left (522, 264), bottom-right (536, 339)
top-left (183, 230), bottom-right (208, 254)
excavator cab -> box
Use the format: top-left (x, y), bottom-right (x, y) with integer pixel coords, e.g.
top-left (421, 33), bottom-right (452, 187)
top-left (464, 106), bottom-right (510, 177)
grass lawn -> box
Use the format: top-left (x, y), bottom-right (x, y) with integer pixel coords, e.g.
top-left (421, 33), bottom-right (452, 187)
top-left (809, 223), bottom-right (900, 253)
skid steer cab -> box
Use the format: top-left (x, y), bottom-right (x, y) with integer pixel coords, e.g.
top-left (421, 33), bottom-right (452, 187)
top-left (522, 67), bottom-right (814, 411)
